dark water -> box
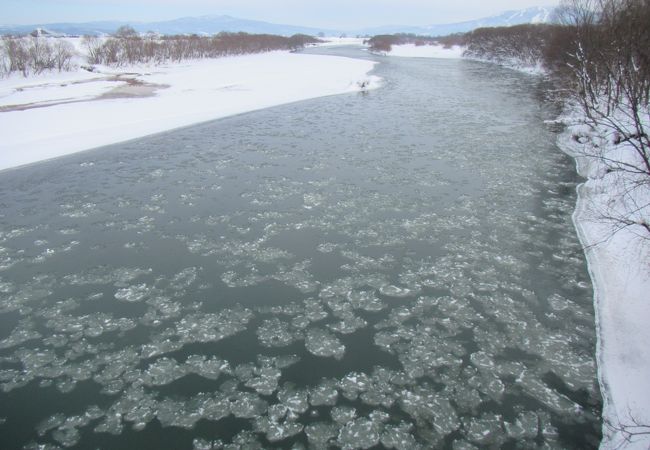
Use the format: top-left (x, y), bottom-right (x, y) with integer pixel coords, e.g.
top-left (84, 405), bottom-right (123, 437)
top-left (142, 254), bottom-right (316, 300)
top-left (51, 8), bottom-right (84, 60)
top-left (0, 47), bottom-right (601, 449)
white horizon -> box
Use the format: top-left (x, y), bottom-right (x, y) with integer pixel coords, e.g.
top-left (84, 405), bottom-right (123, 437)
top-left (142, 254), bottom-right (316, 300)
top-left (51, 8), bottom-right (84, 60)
top-left (1, 1), bottom-right (560, 29)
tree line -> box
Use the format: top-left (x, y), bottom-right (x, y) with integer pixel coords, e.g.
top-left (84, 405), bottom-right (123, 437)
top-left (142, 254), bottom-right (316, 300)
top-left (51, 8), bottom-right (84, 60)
top-left (365, 33), bottom-right (465, 53)
top-left (83, 27), bottom-right (320, 66)
top-left (0, 27), bottom-right (321, 77)
top-left (0, 36), bottom-right (75, 76)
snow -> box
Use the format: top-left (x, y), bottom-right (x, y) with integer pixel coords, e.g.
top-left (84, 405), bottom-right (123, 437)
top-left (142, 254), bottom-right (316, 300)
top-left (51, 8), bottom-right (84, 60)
top-left (556, 107), bottom-right (650, 449)
top-left (0, 47), bottom-right (379, 171)
top-left (387, 44), bottom-right (464, 59)
top-left (315, 37), bottom-right (367, 47)
top-left (384, 44), bottom-right (545, 76)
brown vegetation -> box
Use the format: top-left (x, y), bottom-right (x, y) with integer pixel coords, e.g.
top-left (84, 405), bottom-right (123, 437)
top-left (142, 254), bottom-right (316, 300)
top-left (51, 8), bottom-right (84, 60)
top-left (1, 36), bottom-right (74, 76)
top-left (0, 26), bottom-right (321, 77)
top-left (86, 27), bottom-right (320, 66)
top-left (464, 24), bottom-right (562, 68)
top-left (365, 33), bottom-right (465, 53)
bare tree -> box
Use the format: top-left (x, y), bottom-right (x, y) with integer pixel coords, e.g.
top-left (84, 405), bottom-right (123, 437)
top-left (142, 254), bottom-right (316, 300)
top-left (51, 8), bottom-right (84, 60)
top-left (2, 36), bottom-right (29, 76)
top-left (53, 40), bottom-right (74, 72)
top-left (82, 35), bottom-right (103, 65)
top-left (553, 0), bottom-right (650, 238)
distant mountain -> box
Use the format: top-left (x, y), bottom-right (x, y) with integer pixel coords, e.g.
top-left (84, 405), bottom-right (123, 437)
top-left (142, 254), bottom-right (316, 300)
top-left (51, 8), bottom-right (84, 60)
top-left (357, 6), bottom-right (556, 36)
top-left (0, 21), bottom-right (128, 36)
top-left (0, 15), bottom-right (338, 37)
top-left (0, 7), bottom-right (556, 38)
top-left (134, 15), bottom-right (338, 36)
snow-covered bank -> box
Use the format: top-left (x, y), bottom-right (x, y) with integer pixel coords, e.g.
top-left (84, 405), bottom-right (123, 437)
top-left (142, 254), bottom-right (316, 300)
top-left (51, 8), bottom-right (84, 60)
top-left (0, 51), bottom-right (379, 171)
top-left (387, 44), bottom-right (464, 59)
top-left (315, 37), bottom-right (367, 47)
top-left (556, 108), bottom-right (650, 449)
top-left (464, 56), bottom-right (546, 75)
top-left (384, 44), bottom-right (545, 75)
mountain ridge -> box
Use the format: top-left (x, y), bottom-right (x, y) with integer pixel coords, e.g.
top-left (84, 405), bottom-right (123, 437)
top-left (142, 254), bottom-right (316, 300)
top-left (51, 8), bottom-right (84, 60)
top-left (0, 6), bottom-right (557, 37)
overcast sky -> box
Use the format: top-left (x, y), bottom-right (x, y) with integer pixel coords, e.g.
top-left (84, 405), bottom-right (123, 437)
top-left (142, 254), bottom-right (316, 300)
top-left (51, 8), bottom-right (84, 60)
top-left (2, 0), bottom-right (560, 28)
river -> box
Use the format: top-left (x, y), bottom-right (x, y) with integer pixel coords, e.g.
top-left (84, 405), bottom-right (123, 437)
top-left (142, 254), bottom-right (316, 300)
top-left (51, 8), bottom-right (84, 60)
top-left (0, 46), bottom-right (601, 449)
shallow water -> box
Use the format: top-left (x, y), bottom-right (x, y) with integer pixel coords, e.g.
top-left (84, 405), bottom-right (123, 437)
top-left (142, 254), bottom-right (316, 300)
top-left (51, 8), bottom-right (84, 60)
top-left (0, 47), bottom-right (601, 449)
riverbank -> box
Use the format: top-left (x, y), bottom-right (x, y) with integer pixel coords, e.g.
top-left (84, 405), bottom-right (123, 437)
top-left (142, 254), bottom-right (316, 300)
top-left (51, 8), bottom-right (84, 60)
top-left (0, 49), bottom-right (379, 171)
top-left (387, 44), bottom-right (464, 59)
top-left (556, 106), bottom-right (650, 449)
top-left (385, 43), bottom-right (547, 75)
top-left (384, 45), bottom-right (650, 446)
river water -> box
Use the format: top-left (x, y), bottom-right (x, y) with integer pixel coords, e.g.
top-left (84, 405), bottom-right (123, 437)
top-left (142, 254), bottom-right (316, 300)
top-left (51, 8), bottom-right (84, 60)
top-left (0, 47), bottom-right (601, 449)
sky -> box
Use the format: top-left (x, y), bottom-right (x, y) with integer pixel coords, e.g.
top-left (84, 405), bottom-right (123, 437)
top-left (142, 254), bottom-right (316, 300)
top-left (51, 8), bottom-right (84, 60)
top-left (1, 0), bottom-right (560, 28)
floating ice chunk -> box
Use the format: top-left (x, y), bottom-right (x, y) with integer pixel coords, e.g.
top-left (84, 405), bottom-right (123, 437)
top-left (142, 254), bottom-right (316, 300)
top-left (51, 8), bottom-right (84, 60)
top-left (452, 441), bottom-right (479, 450)
top-left (539, 412), bottom-right (560, 443)
top-left (0, 325), bottom-right (41, 350)
top-left (229, 392), bottom-right (267, 419)
top-left (176, 309), bottom-right (252, 344)
top-left (37, 414), bottom-right (66, 436)
top-left (464, 414), bottom-right (504, 446)
top-left (328, 312), bottom-right (367, 335)
top-left (504, 411), bottom-right (539, 440)
top-left (169, 267), bottom-right (199, 290)
top-left (373, 331), bottom-right (400, 352)
top-left (347, 290), bottom-right (386, 312)
top-left (94, 413), bottom-right (123, 435)
top-left (185, 355), bottom-right (229, 380)
top-left (331, 406), bottom-right (357, 424)
top-left (469, 351), bottom-right (495, 372)
top-left (193, 438), bottom-right (224, 450)
top-left (339, 372), bottom-right (371, 400)
top-left (309, 379), bottom-right (339, 406)
top-left (227, 430), bottom-right (263, 449)
top-left (140, 339), bottom-right (183, 359)
top-left (451, 385), bottom-right (482, 414)
top-left (114, 283), bottom-right (151, 302)
top-left (379, 284), bottom-right (417, 298)
top-left (479, 374), bottom-right (505, 401)
top-left (55, 377), bottom-right (77, 394)
top-left (516, 373), bottom-right (581, 414)
top-left (254, 413), bottom-right (303, 442)
top-left (305, 422), bottom-right (339, 448)
top-left (263, 354), bottom-right (300, 369)
top-left (381, 422), bottom-right (421, 450)
top-left (156, 397), bottom-right (201, 429)
top-left (304, 299), bottom-right (328, 322)
top-left (245, 365), bottom-right (281, 396)
top-left (303, 193), bottom-right (324, 209)
top-left (337, 417), bottom-right (381, 450)
top-left (278, 384), bottom-right (309, 414)
top-left (234, 363), bottom-right (255, 382)
top-left (399, 387), bottom-right (460, 436)
top-left (52, 426), bottom-right (81, 448)
top-left (257, 318), bottom-right (300, 348)
top-left (547, 294), bottom-right (572, 312)
top-left (221, 270), bottom-right (267, 288)
top-left (317, 243), bottom-right (339, 253)
top-left (305, 328), bottom-right (345, 359)
top-left (143, 357), bottom-right (187, 386)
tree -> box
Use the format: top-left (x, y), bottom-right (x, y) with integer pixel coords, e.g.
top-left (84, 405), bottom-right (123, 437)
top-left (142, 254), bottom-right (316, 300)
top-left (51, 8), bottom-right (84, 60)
top-left (558, 0), bottom-right (650, 238)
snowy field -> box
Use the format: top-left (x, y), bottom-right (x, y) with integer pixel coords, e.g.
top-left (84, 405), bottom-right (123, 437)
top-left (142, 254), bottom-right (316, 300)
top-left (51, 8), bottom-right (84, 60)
top-left (387, 44), bottom-right (464, 59)
top-left (384, 43), bottom-right (546, 76)
top-left (557, 108), bottom-right (650, 449)
top-left (314, 37), bottom-right (367, 47)
top-left (0, 43), bottom-right (379, 171)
